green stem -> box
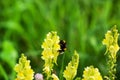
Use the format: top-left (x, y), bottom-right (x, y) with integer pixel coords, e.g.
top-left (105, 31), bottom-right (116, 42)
top-left (59, 53), bottom-right (65, 80)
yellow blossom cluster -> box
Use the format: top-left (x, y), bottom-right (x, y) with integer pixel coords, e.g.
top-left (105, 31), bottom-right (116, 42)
top-left (82, 66), bottom-right (103, 80)
top-left (102, 25), bottom-right (119, 58)
top-left (102, 26), bottom-right (119, 80)
top-left (63, 51), bottom-right (79, 80)
top-left (41, 31), bottom-right (60, 79)
top-left (14, 54), bottom-right (34, 80)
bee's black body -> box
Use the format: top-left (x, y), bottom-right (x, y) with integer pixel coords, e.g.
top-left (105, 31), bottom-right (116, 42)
top-left (58, 40), bottom-right (66, 53)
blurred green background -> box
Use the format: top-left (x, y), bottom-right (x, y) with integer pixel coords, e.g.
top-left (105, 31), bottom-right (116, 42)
top-left (0, 0), bottom-right (120, 80)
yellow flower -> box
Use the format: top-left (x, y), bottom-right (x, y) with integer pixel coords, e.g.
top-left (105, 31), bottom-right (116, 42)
top-left (102, 25), bottom-right (119, 80)
top-left (52, 74), bottom-right (59, 80)
top-left (14, 54), bottom-right (34, 80)
top-left (102, 25), bottom-right (119, 58)
top-left (41, 31), bottom-right (60, 63)
top-left (82, 66), bottom-right (103, 80)
top-left (41, 31), bottom-right (60, 79)
top-left (63, 51), bottom-right (79, 80)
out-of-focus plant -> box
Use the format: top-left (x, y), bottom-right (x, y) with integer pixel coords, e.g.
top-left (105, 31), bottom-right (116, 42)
top-left (35, 73), bottom-right (44, 80)
top-left (14, 54), bottom-right (34, 80)
top-left (102, 25), bottom-right (119, 80)
top-left (0, 40), bottom-right (18, 80)
top-left (63, 51), bottom-right (79, 80)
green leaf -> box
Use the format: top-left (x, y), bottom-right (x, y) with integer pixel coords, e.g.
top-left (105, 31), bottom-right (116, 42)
top-left (0, 64), bottom-right (8, 80)
top-left (1, 40), bottom-right (18, 68)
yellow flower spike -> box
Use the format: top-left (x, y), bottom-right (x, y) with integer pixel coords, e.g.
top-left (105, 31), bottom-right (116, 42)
top-left (41, 31), bottom-right (60, 79)
top-left (63, 51), bottom-right (79, 80)
top-left (14, 54), bottom-right (34, 80)
top-left (102, 25), bottom-right (119, 80)
top-left (41, 31), bottom-right (60, 63)
top-left (82, 66), bottom-right (103, 80)
top-left (102, 25), bottom-right (119, 56)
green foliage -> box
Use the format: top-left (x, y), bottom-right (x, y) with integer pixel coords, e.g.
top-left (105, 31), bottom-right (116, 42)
top-left (0, 0), bottom-right (120, 80)
top-left (0, 41), bottom-right (18, 80)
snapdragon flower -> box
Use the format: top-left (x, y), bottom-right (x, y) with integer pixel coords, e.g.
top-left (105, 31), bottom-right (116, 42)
top-left (102, 26), bottom-right (119, 80)
top-left (41, 31), bottom-right (60, 79)
top-left (14, 54), bottom-right (34, 80)
top-left (82, 66), bottom-right (103, 80)
top-left (63, 51), bottom-right (79, 80)
top-left (102, 25), bottom-right (119, 58)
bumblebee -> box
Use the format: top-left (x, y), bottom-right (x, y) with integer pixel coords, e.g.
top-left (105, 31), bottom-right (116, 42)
top-left (58, 40), bottom-right (66, 53)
